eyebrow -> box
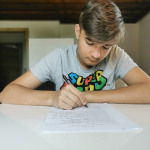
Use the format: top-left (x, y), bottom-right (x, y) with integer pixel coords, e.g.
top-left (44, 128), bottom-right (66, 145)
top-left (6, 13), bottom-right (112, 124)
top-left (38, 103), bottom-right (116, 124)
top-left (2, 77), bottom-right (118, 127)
top-left (85, 37), bottom-right (94, 42)
top-left (85, 37), bottom-right (113, 46)
top-left (104, 44), bottom-right (113, 46)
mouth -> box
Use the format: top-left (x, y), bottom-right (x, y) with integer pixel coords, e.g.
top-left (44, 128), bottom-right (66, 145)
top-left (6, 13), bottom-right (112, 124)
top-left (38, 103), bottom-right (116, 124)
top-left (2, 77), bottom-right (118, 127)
top-left (88, 57), bottom-right (97, 62)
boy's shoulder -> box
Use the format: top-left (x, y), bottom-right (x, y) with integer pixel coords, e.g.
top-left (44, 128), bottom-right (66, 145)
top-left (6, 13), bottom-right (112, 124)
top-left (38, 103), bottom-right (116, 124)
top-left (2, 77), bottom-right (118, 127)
top-left (44, 44), bottom-right (77, 59)
top-left (53, 44), bottom-right (78, 59)
top-left (53, 44), bottom-right (77, 53)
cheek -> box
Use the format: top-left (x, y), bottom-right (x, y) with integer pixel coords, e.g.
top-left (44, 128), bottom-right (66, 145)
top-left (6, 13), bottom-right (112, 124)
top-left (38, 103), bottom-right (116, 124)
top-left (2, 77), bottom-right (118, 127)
top-left (79, 43), bottom-right (90, 55)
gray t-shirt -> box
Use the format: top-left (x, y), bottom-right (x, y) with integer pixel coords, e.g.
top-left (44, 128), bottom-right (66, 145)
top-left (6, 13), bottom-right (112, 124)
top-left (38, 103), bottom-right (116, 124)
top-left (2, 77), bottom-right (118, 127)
top-left (30, 44), bottom-right (137, 91)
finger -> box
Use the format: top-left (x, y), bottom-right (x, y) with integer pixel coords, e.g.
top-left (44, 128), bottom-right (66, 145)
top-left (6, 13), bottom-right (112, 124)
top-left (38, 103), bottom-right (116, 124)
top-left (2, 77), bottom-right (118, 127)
top-left (57, 90), bottom-right (78, 108)
top-left (59, 101), bottom-right (73, 110)
top-left (60, 85), bottom-right (81, 106)
top-left (82, 95), bottom-right (87, 105)
top-left (66, 85), bottom-right (87, 105)
top-left (63, 97), bottom-right (78, 108)
top-left (64, 90), bottom-right (82, 106)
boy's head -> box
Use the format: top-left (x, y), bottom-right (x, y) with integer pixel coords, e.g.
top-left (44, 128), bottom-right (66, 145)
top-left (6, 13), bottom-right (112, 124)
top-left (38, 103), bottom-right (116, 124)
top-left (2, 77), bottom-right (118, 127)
top-left (79, 0), bottom-right (125, 44)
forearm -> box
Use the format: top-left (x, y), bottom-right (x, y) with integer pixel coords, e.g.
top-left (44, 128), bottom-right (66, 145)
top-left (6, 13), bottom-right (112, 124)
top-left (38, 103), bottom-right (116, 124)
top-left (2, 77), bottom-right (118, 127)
top-left (0, 84), bottom-right (55, 106)
top-left (85, 83), bottom-right (150, 104)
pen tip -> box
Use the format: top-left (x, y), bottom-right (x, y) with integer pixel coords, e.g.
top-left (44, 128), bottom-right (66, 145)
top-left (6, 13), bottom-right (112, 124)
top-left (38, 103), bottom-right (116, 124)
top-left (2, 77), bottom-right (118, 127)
top-left (85, 105), bottom-right (88, 108)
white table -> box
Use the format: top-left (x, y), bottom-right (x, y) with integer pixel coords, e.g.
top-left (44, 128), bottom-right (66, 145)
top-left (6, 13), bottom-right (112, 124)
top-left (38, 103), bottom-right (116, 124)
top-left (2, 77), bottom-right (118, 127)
top-left (0, 103), bottom-right (150, 150)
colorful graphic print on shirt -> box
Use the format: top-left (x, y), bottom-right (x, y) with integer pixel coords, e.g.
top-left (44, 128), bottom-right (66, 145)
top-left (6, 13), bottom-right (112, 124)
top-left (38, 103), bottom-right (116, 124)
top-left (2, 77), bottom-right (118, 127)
top-left (60, 70), bottom-right (107, 91)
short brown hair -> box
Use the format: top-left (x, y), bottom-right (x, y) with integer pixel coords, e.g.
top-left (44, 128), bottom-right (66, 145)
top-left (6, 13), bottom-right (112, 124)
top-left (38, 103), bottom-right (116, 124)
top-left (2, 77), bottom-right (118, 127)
top-left (79, 0), bottom-right (125, 44)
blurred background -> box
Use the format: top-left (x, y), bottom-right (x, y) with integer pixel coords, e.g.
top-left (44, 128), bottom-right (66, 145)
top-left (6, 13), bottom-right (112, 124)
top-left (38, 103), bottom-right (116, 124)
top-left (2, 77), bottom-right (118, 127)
top-left (0, 0), bottom-right (150, 91)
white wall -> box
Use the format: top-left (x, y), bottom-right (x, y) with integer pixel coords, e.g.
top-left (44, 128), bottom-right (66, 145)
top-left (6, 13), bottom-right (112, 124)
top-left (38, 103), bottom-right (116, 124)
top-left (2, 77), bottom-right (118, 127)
top-left (0, 21), bottom-right (140, 70)
top-left (139, 12), bottom-right (150, 75)
top-left (29, 38), bottom-right (74, 69)
top-left (118, 24), bottom-right (139, 65)
top-left (0, 21), bottom-right (60, 38)
top-left (0, 21), bottom-right (60, 71)
top-left (60, 24), bottom-right (78, 44)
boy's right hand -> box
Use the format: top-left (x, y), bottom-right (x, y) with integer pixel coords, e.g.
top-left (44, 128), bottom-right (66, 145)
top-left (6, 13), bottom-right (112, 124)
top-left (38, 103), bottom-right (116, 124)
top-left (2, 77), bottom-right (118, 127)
top-left (51, 84), bottom-right (87, 110)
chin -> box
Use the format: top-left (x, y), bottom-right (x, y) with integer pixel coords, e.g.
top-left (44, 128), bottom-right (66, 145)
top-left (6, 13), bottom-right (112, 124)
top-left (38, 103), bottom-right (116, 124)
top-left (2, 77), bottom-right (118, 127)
top-left (84, 59), bottom-right (99, 69)
top-left (89, 61), bottom-right (98, 66)
top-left (86, 63), bottom-right (96, 68)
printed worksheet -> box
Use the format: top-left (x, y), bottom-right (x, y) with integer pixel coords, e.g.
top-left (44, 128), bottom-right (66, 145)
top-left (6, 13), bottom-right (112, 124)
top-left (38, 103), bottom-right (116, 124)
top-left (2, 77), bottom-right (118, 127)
top-left (41, 103), bottom-right (142, 133)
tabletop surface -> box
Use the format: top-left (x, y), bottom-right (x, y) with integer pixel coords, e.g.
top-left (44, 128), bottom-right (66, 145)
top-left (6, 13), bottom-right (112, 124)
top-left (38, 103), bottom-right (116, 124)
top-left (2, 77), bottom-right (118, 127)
top-left (0, 103), bottom-right (150, 150)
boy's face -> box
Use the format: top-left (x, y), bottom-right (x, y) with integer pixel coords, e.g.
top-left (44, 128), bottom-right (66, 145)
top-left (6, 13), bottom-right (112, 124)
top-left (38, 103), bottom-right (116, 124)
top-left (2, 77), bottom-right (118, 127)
top-left (75, 24), bottom-right (114, 70)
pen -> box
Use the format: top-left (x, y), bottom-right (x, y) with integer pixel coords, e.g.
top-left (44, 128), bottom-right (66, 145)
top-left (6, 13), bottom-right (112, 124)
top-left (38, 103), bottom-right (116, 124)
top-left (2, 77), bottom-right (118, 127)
top-left (62, 74), bottom-right (88, 108)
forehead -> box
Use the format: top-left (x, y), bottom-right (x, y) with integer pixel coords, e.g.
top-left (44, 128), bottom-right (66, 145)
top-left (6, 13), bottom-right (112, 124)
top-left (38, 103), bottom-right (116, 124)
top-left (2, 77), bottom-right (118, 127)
top-left (84, 36), bottom-right (115, 46)
top-left (81, 29), bottom-right (116, 46)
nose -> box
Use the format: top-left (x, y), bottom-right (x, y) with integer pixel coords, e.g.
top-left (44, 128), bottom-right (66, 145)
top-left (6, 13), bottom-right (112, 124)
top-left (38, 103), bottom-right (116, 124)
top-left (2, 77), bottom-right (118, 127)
top-left (91, 49), bottom-right (100, 59)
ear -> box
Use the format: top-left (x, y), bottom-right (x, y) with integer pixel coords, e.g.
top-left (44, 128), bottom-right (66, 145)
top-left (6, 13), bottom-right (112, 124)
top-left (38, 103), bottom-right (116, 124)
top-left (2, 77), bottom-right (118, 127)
top-left (75, 24), bottom-right (80, 40)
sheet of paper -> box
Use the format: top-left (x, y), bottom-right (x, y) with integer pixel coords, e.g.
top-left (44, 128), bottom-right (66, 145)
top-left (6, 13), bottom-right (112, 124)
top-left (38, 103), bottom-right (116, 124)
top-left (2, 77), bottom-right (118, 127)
top-left (41, 103), bottom-right (142, 133)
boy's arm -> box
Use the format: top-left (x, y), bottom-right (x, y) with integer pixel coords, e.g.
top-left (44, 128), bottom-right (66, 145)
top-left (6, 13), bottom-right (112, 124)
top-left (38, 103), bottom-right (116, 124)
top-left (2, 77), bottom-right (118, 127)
top-left (0, 71), bottom-right (55, 106)
top-left (85, 67), bottom-right (150, 104)
top-left (0, 71), bottom-right (86, 109)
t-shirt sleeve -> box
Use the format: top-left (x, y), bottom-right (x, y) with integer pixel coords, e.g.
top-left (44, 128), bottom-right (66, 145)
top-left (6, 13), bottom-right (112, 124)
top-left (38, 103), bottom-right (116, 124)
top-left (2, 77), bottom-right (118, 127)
top-left (30, 48), bottom-right (60, 83)
top-left (114, 48), bottom-right (138, 81)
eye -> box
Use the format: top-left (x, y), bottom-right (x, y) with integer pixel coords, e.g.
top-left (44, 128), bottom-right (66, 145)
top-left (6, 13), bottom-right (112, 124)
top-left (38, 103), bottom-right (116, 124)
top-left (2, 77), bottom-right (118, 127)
top-left (86, 41), bottom-right (94, 46)
top-left (102, 46), bottom-right (109, 50)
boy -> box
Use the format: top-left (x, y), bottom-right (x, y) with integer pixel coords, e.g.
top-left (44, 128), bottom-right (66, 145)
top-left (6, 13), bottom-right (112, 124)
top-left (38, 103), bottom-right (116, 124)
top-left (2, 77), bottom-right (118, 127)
top-left (1, 0), bottom-right (150, 110)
